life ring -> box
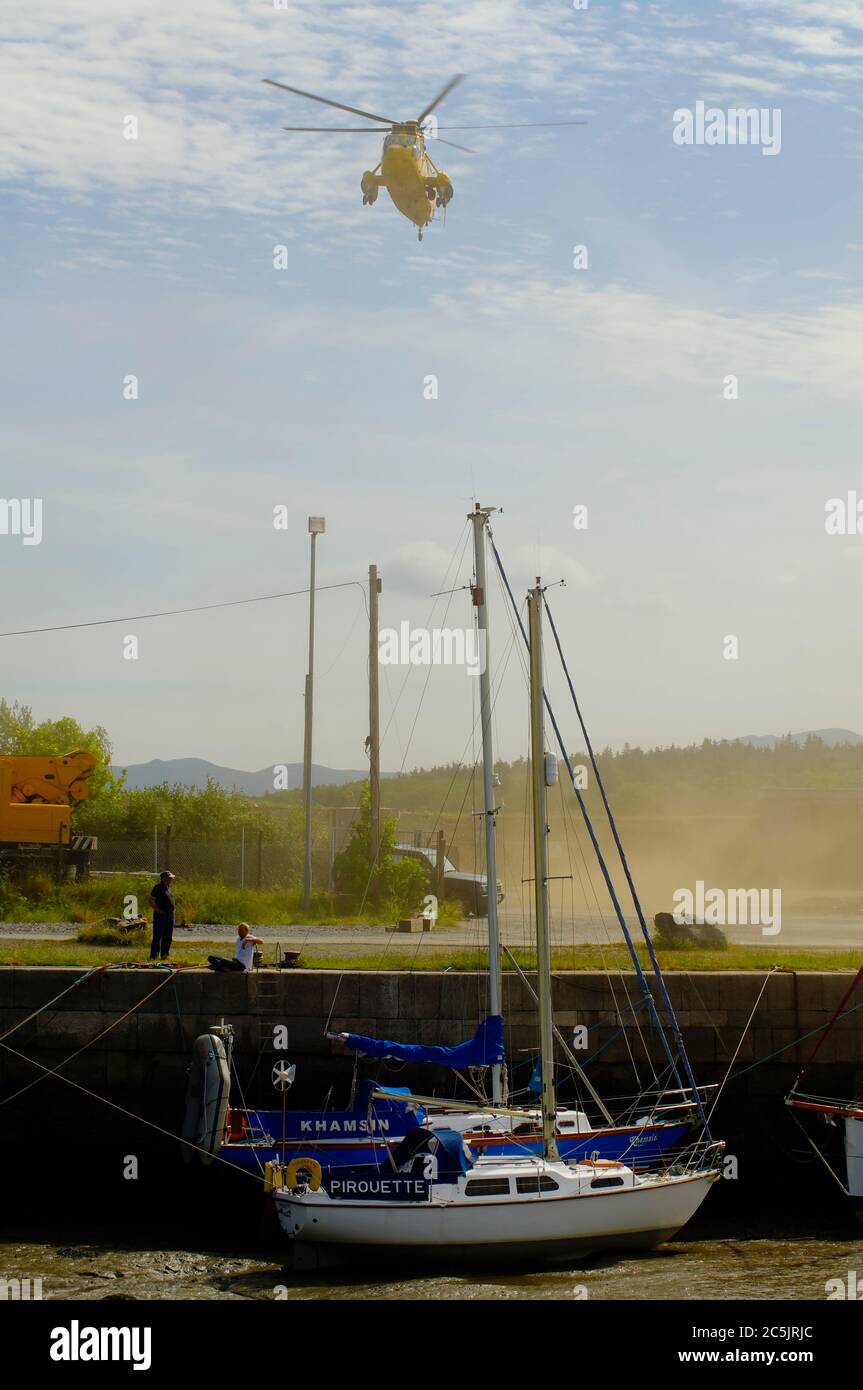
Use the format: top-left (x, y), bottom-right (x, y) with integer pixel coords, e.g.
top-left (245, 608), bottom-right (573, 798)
top-left (284, 1157), bottom-right (323, 1191)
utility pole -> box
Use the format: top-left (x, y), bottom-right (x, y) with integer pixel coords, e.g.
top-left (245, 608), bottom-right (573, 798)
top-left (368, 563), bottom-right (381, 868)
top-left (528, 579), bottom-right (559, 1162)
top-left (469, 503), bottom-right (506, 1105)
top-left (303, 516), bottom-right (325, 910)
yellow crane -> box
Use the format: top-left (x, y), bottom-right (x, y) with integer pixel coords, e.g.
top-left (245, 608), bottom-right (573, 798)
top-left (0, 751), bottom-right (98, 876)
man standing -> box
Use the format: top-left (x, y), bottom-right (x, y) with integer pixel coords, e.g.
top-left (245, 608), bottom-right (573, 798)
top-left (148, 870), bottom-right (176, 962)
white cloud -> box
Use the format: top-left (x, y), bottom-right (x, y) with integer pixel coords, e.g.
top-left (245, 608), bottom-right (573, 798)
top-left (503, 543), bottom-right (597, 594)
top-left (384, 539), bottom-right (469, 596)
top-left (435, 276), bottom-right (863, 399)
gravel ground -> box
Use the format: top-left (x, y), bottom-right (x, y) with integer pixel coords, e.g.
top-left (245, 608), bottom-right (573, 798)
top-left (1, 915), bottom-right (861, 947)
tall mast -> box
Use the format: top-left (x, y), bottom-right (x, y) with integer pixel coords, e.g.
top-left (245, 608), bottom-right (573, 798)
top-left (368, 564), bottom-right (382, 868)
top-left (528, 581), bottom-right (559, 1161)
top-left (469, 503), bottom-right (506, 1105)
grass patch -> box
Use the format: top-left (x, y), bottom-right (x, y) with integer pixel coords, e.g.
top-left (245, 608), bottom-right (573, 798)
top-left (0, 940), bottom-right (859, 971)
top-left (0, 873), bottom-right (461, 929)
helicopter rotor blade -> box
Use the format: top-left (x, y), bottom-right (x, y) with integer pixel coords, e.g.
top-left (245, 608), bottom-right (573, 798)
top-left (434, 137), bottom-right (476, 154)
top-left (436, 120), bottom-right (588, 130)
top-left (416, 73), bottom-right (464, 126)
top-left (282, 126), bottom-right (388, 133)
top-left (262, 78), bottom-right (397, 126)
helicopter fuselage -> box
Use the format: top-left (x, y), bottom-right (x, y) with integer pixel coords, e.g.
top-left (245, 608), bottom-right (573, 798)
top-left (362, 131), bottom-right (452, 230)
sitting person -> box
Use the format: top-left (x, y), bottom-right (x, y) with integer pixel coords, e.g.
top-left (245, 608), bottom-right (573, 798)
top-left (207, 922), bottom-right (264, 972)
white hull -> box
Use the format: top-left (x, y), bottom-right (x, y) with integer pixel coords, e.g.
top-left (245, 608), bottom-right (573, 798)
top-left (275, 1161), bottom-right (717, 1262)
top-left (845, 1117), bottom-right (863, 1199)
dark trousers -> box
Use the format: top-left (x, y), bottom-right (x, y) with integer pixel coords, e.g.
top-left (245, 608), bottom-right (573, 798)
top-left (150, 913), bottom-right (174, 960)
top-left (207, 955), bottom-right (245, 972)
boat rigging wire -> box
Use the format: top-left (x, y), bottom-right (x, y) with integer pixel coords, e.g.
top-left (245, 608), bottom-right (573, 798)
top-left (486, 528), bottom-right (694, 1116)
top-left (789, 959), bottom-right (863, 1095)
top-left (706, 967), bottom-right (778, 1124)
top-left (787, 1109), bottom-right (851, 1197)
top-left (540, 590), bottom-right (709, 1134)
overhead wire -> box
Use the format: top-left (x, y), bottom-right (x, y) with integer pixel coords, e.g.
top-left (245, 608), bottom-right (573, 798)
top-left (0, 581), bottom-right (369, 639)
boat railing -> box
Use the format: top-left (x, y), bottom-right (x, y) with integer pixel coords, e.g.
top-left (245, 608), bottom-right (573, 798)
top-left (659, 1137), bottom-right (725, 1176)
top-left (786, 1090), bottom-right (863, 1119)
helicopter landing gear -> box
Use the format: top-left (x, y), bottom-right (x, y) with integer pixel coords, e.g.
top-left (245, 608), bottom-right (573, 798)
top-left (362, 195), bottom-right (368, 205)
top-left (418, 229), bottom-right (423, 242)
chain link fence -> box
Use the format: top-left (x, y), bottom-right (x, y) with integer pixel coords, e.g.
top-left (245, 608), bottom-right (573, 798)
top-left (90, 832), bottom-right (317, 889)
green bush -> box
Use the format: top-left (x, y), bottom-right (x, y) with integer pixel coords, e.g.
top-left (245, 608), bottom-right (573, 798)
top-left (332, 785), bottom-right (431, 916)
top-left (76, 923), bottom-right (147, 946)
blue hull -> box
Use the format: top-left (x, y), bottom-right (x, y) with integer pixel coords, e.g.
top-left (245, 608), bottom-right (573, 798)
top-left (217, 1115), bottom-right (691, 1176)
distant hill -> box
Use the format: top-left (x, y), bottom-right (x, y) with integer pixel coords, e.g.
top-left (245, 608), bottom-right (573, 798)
top-left (735, 729), bottom-right (863, 749)
top-left (111, 757), bottom-right (373, 795)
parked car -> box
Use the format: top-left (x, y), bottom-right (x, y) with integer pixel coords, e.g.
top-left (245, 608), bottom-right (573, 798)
top-left (392, 843), bottom-right (504, 917)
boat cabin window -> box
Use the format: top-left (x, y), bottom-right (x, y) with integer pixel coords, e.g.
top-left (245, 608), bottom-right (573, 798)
top-left (464, 1177), bottom-right (512, 1197)
top-left (515, 1175), bottom-right (560, 1194)
top-left (590, 1176), bottom-right (625, 1189)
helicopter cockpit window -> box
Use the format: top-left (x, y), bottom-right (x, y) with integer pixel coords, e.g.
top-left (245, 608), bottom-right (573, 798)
top-left (384, 132), bottom-right (419, 154)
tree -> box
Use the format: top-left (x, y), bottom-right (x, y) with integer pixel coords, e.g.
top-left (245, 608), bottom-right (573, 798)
top-left (332, 783), bottom-right (429, 914)
top-left (0, 698), bottom-right (122, 816)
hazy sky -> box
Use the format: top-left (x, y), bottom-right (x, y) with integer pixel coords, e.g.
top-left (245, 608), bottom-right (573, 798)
top-left (1, 0), bottom-right (862, 775)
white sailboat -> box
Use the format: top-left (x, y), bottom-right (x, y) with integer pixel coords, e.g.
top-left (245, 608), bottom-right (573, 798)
top-left (272, 576), bottom-right (722, 1262)
top-left (323, 504), bottom-right (699, 1167)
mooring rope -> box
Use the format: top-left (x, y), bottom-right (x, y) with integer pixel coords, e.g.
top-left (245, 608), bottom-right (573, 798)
top-left (707, 967), bottom-right (778, 1124)
top-left (0, 963), bottom-right (110, 1041)
top-left (0, 1036), bottom-right (263, 1183)
top-left (788, 1108), bottom-right (851, 1198)
top-left (0, 967), bottom-right (179, 1108)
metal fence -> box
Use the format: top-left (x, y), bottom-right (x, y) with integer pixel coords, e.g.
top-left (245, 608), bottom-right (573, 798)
top-left (91, 833), bottom-right (319, 890)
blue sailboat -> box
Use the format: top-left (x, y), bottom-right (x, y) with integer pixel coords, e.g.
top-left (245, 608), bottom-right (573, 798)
top-left (183, 1012), bottom-right (693, 1175)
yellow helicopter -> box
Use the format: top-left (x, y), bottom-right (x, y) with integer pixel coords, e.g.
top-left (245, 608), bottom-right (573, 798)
top-left (262, 75), bottom-right (585, 241)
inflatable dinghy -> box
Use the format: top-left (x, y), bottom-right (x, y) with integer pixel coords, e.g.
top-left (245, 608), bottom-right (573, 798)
top-left (181, 1032), bottom-right (231, 1165)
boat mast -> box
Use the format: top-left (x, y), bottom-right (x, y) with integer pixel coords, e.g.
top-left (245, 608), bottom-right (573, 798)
top-left (470, 503), bottom-right (506, 1105)
top-left (528, 581), bottom-right (559, 1161)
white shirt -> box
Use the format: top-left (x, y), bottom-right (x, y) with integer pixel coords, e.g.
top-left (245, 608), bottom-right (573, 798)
top-left (234, 934), bottom-right (256, 970)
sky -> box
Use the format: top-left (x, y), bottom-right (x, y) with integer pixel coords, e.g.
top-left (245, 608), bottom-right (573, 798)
top-left (1, 0), bottom-right (862, 776)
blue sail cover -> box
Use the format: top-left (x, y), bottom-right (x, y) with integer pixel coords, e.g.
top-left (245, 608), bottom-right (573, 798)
top-left (341, 1015), bottom-right (505, 1069)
